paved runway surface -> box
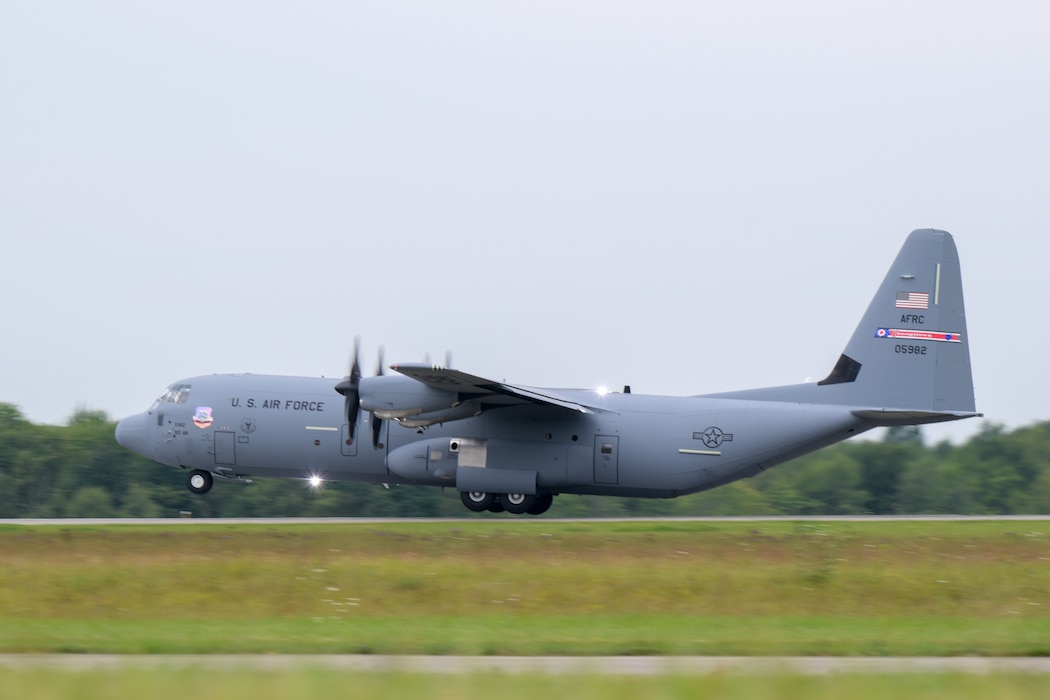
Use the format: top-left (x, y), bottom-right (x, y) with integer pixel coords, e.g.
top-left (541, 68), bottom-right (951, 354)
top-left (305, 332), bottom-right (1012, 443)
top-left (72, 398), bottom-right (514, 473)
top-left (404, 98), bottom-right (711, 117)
top-left (4, 515), bottom-right (1050, 526)
top-left (2, 655), bottom-right (1050, 674)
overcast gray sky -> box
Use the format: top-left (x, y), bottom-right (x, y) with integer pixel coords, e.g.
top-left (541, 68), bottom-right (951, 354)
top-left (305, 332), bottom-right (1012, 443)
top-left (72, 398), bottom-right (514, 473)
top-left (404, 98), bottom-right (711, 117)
top-left (2, 1), bottom-right (1047, 445)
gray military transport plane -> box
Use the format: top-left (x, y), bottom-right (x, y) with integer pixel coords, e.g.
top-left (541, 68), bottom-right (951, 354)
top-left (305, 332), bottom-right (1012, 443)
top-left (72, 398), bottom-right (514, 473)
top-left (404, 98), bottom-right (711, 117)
top-left (116, 229), bottom-right (979, 515)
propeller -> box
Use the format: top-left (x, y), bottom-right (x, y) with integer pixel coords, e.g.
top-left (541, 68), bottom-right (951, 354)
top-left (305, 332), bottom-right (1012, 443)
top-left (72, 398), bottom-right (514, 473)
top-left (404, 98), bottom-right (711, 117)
top-left (334, 339), bottom-right (387, 449)
top-left (335, 342), bottom-right (453, 448)
top-left (423, 350), bottom-right (453, 368)
top-left (334, 338), bottom-right (362, 444)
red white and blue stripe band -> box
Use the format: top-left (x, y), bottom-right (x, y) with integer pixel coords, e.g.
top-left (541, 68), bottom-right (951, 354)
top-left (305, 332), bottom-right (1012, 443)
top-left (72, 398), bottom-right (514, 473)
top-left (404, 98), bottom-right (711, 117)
top-left (875, 328), bottom-right (961, 343)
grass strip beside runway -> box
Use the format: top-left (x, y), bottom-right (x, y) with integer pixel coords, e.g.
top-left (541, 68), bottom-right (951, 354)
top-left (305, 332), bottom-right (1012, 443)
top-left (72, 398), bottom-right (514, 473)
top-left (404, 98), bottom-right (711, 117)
top-left (1, 520), bottom-right (1048, 655)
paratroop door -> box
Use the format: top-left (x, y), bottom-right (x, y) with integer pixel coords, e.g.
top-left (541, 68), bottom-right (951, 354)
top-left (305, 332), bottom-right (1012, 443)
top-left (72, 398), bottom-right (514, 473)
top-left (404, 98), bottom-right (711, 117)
top-left (593, 435), bottom-right (619, 484)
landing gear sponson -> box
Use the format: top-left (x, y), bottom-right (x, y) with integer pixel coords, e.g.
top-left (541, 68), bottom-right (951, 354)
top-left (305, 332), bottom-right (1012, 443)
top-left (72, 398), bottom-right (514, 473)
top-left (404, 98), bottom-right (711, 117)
top-left (460, 491), bottom-right (554, 516)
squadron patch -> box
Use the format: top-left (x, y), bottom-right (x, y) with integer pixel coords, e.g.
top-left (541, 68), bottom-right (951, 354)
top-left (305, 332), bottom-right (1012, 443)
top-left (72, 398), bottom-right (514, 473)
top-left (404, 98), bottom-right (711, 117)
top-left (193, 406), bottom-right (214, 429)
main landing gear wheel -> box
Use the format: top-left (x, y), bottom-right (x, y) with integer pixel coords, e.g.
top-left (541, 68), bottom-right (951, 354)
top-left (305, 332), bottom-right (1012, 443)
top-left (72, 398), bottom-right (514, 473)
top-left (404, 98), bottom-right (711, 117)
top-left (187, 469), bottom-right (214, 495)
top-left (502, 493), bottom-right (537, 515)
top-left (527, 493), bottom-right (554, 515)
top-left (461, 491), bottom-right (496, 512)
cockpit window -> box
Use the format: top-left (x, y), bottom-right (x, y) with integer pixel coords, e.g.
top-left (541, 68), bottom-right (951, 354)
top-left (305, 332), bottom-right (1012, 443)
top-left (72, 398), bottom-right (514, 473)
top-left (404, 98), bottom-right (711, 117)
top-left (158, 383), bottom-right (192, 404)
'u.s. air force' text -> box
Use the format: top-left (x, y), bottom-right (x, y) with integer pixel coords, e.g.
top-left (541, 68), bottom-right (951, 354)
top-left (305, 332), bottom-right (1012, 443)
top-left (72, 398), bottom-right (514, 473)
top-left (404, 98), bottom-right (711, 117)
top-left (229, 398), bottom-right (325, 411)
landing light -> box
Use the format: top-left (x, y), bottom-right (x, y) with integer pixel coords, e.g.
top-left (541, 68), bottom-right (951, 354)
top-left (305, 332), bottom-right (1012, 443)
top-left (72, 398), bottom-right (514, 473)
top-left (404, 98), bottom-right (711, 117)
top-left (596, 385), bottom-right (610, 396)
top-left (308, 476), bottom-right (323, 488)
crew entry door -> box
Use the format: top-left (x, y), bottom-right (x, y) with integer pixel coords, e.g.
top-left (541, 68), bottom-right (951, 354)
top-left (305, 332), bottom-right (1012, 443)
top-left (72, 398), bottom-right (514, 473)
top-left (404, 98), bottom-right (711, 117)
top-left (214, 431), bottom-right (237, 465)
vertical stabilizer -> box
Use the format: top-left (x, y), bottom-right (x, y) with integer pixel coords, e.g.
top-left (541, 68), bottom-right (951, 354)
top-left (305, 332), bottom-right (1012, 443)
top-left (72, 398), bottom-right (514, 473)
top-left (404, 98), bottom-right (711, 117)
top-left (819, 229), bottom-right (976, 415)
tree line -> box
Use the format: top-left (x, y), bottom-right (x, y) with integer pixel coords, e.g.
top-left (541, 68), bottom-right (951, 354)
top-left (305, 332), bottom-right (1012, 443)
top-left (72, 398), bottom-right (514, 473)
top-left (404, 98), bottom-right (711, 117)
top-left (1, 403), bottom-right (1048, 518)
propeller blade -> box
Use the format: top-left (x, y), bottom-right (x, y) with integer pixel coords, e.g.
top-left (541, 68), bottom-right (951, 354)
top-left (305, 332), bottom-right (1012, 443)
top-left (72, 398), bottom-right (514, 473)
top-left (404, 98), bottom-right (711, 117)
top-left (371, 413), bottom-right (383, 449)
top-left (350, 336), bottom-right (362, 385)
top-left (345, 395), bottom-right (360, 441)
top-left (335, 338), bottom-right (363, 441)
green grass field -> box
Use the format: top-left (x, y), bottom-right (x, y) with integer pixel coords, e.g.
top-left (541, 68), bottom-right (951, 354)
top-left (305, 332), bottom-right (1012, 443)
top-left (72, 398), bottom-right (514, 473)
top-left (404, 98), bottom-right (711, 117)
top-left (1, 520), bottom-right (1048, 655)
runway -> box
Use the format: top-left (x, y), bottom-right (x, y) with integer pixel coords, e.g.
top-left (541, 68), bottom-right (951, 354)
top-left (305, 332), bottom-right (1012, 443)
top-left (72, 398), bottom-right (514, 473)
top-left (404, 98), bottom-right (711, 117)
top-left (4, 515), bottom-right (1050, 526)
top-left (2, 655), bottom-right (1050, 674)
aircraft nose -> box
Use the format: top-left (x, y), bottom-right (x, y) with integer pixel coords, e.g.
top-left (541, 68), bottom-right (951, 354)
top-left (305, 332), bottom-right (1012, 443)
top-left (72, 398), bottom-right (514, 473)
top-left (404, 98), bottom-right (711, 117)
top-left (115, 412), bottom-right (149, 455)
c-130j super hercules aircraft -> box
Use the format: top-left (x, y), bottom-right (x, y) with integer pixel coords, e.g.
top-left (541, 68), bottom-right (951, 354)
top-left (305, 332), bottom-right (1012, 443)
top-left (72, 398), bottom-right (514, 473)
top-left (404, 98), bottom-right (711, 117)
top-left (116, 229), bottom-right (979, 515)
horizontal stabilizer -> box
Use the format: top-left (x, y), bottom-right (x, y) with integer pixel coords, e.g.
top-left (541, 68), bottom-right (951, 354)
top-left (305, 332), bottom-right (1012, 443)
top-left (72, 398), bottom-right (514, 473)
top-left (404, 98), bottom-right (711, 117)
top-left (851, 409), bottom-right (983, 427)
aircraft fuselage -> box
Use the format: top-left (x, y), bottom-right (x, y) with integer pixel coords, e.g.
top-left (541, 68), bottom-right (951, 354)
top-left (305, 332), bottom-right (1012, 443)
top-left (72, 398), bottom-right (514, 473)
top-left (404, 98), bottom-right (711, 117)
top-left (117, 372), bottom-right (872, 501)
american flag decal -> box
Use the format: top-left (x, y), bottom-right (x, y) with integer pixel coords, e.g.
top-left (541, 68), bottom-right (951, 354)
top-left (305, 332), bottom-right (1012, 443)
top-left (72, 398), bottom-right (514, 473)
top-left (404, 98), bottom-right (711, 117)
top-left (896, 291), bottom-right (929, 309)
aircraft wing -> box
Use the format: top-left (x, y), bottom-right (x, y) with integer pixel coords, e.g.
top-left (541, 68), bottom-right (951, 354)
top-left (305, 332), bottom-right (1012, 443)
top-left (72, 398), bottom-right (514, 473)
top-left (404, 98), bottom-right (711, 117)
top-left (391, 363), bottom-right (603, 414)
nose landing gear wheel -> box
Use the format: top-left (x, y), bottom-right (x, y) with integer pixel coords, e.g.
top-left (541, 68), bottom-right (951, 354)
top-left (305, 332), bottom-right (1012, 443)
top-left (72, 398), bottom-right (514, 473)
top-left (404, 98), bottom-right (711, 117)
top-left (460, 490), bottom-right (496, 512)
top-left (187, 469), bottom-right (214, 495)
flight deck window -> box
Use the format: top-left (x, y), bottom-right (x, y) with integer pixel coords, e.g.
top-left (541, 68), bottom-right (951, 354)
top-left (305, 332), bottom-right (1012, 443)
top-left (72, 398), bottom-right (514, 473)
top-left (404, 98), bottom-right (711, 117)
top-left (158, 384), bottom-right (192, 404)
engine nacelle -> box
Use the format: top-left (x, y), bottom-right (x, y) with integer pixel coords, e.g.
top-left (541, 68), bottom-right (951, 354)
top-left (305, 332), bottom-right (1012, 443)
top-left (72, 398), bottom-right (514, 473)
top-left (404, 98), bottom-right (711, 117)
top-left (396, 401), bottom-right (484, 428)
top-left (358, 375), bottom-right (458, 419)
